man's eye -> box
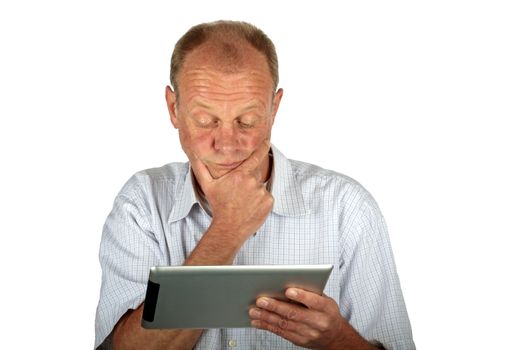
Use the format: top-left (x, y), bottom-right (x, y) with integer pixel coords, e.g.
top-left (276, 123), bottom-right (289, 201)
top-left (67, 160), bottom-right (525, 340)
top-left (237, 120), bottom-right (255, 129)
top-left (195, 118), bottom-right (216, 128)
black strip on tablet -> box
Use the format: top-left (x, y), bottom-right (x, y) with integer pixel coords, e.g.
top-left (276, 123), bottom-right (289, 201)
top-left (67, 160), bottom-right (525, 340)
top-left (143, 280), bottom-right (160, 322)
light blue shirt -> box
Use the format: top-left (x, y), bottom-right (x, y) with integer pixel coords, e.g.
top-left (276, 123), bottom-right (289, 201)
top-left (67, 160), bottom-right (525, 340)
top-left (95, 145), bottom-right (415, 349)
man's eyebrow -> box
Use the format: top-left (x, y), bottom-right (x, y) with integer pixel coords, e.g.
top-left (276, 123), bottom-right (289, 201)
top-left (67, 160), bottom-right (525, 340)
top-left (192, 100), bottom-right (213, 110)
top-left (188, 99), bottom-right (265, 114)
top-left (238, 100), bottom-right (265, 114)
top-left (187, 100), bottom-right (215, 114)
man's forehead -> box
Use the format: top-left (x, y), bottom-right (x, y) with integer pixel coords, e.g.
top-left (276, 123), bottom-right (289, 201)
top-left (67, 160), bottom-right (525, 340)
top-left (181, 39), bottom-right (269, 77)
top-left (178, 51), bottom-right (274, 101)
top-left (180, 78), bottom-right (272, 109)
top-left (189, 96), bottom-right (266, 110)
top-left (180, 66), bottom-right (271, 86)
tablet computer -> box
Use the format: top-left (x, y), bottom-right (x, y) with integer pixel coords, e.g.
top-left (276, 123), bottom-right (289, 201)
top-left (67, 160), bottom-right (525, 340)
top-left (141, 264), bottom-right (333, 329)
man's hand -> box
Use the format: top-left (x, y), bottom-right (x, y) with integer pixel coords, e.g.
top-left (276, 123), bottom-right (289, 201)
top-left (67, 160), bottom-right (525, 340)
top-left (249, 288), bottom-right (380, 350)
top-left (189, 140), bottom-right (274, 246)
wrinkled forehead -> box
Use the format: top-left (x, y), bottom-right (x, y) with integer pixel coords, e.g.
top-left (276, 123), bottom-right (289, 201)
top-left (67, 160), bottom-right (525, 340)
top-left (176, 41), bottom-right (275, 107)
top-left (181, 39), bottom-right (271, 81)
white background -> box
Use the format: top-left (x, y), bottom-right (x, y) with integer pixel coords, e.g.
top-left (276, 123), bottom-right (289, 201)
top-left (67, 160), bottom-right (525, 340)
top-left (1, 1), bottom-right (524, 348)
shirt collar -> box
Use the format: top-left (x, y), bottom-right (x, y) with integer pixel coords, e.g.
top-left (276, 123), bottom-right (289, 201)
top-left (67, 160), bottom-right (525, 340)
top-left (270, 145), bottom-right (309, 217)
top-left (168, 144), bottom-right (309, 223)
top-left (168, 166), bottom-right (199, 223)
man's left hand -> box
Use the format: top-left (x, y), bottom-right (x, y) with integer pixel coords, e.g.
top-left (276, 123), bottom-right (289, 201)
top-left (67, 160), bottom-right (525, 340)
top-left (249, 288), bottom-right (351, 350)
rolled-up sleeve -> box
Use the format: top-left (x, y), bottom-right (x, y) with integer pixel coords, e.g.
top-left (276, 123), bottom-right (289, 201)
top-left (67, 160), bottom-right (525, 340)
top-left (94, 176), bottom-right (164, 348)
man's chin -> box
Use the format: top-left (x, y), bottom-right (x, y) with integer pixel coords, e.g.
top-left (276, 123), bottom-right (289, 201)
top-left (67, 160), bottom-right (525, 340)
top-left (207, 161), bottom-right (245, 178)
top-left (208, 167), bottom-right (237, 179)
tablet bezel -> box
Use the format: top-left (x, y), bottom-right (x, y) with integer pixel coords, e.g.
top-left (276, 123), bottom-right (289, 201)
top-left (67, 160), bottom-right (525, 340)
top-left (141, 264), bottom-right (333, 329)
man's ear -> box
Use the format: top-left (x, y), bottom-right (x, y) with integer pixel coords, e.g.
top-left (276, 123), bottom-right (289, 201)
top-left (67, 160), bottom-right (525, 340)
top-left (165, 85), bottom-right (180, 129)
top-left (270, 88), bottom-right (284, 124)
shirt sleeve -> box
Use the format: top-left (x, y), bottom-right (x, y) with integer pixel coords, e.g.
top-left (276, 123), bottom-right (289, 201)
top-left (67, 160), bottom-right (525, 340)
top-left (94, 175), bottom-right (165, 348)
top-left (339, 189), bottom-right (416, 350)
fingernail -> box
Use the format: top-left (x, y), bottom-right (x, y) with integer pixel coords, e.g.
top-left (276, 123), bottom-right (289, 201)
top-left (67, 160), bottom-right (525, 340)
top-left (257, 298), bottom-right (269, 307)
top-left (286, 289), bottom-right (298, 298)
top-left (249, 308), bottom-right (261, 318)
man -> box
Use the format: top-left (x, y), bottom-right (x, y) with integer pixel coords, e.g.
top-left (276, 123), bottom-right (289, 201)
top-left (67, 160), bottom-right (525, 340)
top-left (95, 20), bottom-right (415, 349)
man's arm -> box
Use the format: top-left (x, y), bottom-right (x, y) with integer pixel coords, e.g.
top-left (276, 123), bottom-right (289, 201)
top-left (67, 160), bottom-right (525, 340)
top-left (111, 223), bottom-right (257, 350)
top-left (111, 219), bottom-right (262, 350)
top-left (111, 142), bottom-right (274, 349)
top-left (249, 183), bottom-right (413, 349)
top-left (112, 304), bottom-right (203, 350)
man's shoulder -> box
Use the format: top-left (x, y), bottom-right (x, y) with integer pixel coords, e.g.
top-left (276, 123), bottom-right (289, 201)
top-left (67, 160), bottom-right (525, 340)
top-left (288, 158), bottom-right (363, 191)
top-left (287, 158), bottom-right (383, 224)
top-left (135, 161), bottom-right (189, 181)
top-left (286, 158), bottom-right (378, 208)
top-left (118, 161), bottom-right (189, 195)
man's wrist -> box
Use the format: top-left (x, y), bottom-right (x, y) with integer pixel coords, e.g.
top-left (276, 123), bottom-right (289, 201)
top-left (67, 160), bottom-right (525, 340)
top-left (185, 222), bottom-right (246, 266)
top-left (207, 221), bottom-right (248, 245)
top-left (326, 321), bottom-right (382, 350)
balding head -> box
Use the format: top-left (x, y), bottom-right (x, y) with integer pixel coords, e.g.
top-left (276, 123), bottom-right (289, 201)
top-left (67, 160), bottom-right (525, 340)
top-left (170, 21), bottom-right (279, 97)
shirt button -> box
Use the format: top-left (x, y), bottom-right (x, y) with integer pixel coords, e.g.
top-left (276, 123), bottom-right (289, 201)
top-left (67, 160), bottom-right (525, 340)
top-left (228, 339), bottom-right (237, 347)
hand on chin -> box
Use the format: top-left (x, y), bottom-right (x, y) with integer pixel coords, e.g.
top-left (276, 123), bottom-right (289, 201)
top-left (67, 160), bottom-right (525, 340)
top-left (207, 162), bottom-right (243, 179)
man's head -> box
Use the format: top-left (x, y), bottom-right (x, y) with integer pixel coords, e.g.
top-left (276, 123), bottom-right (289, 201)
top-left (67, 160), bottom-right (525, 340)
top-left (166, 20), bottom-right (283, 180)
top-left (169, 20), bottom-right (279, 98)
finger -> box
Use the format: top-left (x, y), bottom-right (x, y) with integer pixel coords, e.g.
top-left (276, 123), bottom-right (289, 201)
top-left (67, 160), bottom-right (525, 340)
top-left (251, 319), bottom-right (315, 347)
top-left (255, 297), bottom-right (312, 325)
top-left (187, 152), bottom-right (213, 187)
top-left (285, 288), bottom-right (328, 311)
top-left (237, 139), bottom-right (271, 175)
top-left (249, 307), bottom-right (305, 333)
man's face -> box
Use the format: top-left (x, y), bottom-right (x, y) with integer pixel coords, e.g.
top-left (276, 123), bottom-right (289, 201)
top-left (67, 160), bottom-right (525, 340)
top-left (167, 43), bottom-right (282, 179)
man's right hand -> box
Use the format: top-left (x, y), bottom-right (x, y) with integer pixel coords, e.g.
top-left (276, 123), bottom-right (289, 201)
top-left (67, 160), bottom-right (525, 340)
top-left (113, 142), bottom-right (274, 349)
top-left (189, 140), bottom-right (274, 247)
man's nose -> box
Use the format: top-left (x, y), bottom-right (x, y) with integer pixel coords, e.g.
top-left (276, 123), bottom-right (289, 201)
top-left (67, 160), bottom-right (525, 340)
top-left (213, 125), bottom-right (240, 152)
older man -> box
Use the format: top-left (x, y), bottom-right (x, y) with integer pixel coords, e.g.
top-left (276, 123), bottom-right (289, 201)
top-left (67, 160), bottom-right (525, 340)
top-left (95, 20), bottom-right (415, 349)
